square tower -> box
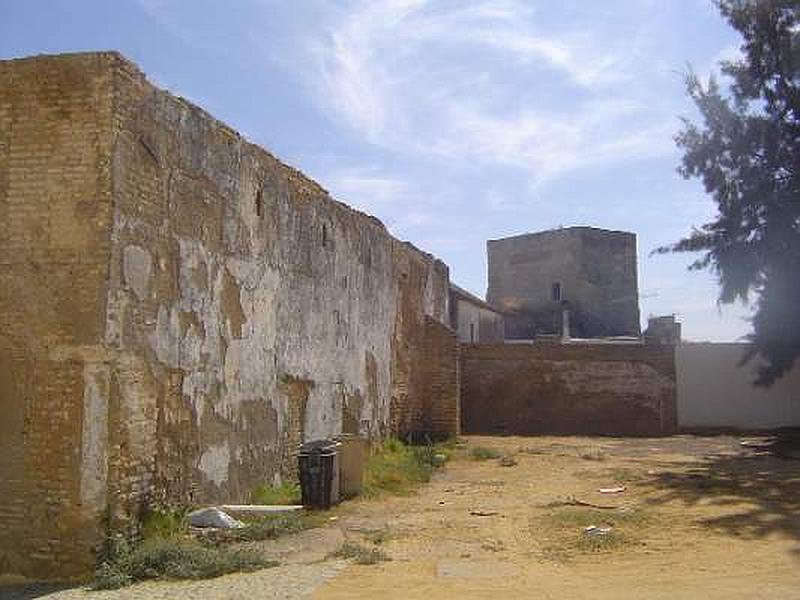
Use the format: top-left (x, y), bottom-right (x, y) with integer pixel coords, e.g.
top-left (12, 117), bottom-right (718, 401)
top-left (487, 227), bottom-right (640, 339)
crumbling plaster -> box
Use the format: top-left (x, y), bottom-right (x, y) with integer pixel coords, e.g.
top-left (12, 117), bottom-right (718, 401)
top-left (0, 52), bottom-right (452, 579)
top-left (104, 56), bottom-right (450, 508)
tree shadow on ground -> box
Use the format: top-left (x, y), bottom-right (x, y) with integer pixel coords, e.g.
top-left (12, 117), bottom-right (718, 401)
top-left (0, 582), bottom-right (76, 600)
top-left (640, 434), bottom-right (800, 551)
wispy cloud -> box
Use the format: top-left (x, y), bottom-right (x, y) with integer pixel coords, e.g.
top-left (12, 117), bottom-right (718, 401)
top-left (302, 0), bottom-right (674, 187)
top-left (325, 168), bottom-right (410, 211)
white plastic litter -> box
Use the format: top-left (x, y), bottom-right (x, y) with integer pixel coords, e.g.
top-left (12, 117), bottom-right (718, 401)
top-left (583, 525), bottom-right (613, 536)
top-left (187, 507), bottom-right (244, 529)
top-left (598, 485), bottom-right (626, 494)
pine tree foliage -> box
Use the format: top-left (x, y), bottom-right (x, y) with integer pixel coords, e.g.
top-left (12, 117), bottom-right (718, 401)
top-left (660, 0), bottom-right (800, 385)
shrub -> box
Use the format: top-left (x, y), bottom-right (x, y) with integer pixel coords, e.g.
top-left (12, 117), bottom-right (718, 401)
top-left (92, 537), bottom-right (275, 590)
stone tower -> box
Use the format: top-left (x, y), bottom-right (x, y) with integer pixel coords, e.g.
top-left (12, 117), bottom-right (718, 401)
top-left (487, 227), bottom-right (641, 339)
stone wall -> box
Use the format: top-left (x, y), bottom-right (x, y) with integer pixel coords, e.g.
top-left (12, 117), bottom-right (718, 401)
top-left (487, 227), bottom-right (640, 338)
top-left (460, 343), bottom-right (676, 436)
top-left (0, 52), bottom-right (452, 579)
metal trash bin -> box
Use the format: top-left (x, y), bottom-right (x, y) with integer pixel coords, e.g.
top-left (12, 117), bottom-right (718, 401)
top-left (298, 439), bottom-right (341, 509)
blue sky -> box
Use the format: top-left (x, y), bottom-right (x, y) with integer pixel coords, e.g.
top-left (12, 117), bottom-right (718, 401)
top-left (1, 0), bottom-right (753, 340)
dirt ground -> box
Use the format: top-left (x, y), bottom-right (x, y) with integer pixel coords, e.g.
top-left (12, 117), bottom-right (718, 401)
top-left (8, 434), bottom-right (800, 599)
top-left (315, 435), bottom-right (800, 600)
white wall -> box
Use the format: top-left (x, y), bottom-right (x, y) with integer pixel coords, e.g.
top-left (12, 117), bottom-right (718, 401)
top-left (677, 343), bottom-right (800, 429)
top-left (455, 298), bottom-right (481, 343)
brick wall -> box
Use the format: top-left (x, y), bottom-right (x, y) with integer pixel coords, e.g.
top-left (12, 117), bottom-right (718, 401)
top-left (460, 343), bottom-right (676, 436)
top-left (0, 52), bottom-right (456, 579)
top-left (389, 316), bottom-right (459, 440)
top-left (422, 317), bottom-right (460, 438)
top-left (0, 53), bottom-right (115, 578)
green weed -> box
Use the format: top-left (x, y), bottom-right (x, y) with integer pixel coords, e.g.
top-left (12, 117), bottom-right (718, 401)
top-left (250, 482), bottom-right (301, 505)
top-left (92, 536), bottom-right (275, 590)
top-left (140, 508), bottom-right (187, 540)
top-left (232, 512), bottom-right (322, 542)
top-left (362, 438), bottom-right (444, 497)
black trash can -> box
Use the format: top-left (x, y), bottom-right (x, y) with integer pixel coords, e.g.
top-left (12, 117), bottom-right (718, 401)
top-left (298, 439), bottom-right (340, 509)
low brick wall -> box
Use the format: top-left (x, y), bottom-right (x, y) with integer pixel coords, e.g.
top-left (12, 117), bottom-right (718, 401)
top-left (460, 343), bottom-right (676, 436)
top-left (391, 317), bottom-right (460, 441)
top-left (421, 317), bottom-right (460, 438)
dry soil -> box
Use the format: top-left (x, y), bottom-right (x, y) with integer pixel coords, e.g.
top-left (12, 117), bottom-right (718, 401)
top-left (316, 435), bottom-right (800, 600)
top-left (10, 435), bottom-right (800, 600)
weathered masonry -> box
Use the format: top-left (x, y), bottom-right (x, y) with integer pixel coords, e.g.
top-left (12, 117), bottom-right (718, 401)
top-left (0, 52), bottom-right (459, 578)
top-left (460, 343), bottom-right (677, 437)
top-left (487, 227), bottom-right (641, 339)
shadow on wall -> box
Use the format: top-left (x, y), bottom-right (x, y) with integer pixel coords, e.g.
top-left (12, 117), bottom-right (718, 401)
top-left (641, 432), bottom-right (800, 553)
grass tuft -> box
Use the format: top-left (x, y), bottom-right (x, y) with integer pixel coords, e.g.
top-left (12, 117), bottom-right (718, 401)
top-left (579, 448), bottom-right (607, 461)
top-left (470, 446), bottom-right (502, 461)
top-left (232, 512), bottom-right (322, 542)
top-left (140, 508), bottom-right (187, 540)
top-left (540, 506), bottom-right (648, 561)
top-left (250, 481), bottom-right (301, 505)
top-left (575, 530), bottom-right (627, 553)
top-left (333, 542), bottom-right (390, 565)
top-left (365, 529), bottom-right (392, 545)
top-left (363, 438), bottom-right (444, 497)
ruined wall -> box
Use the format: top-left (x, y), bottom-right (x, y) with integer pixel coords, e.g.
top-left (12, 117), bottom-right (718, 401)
top-left (389, 247), bottom-right (450, 438)
top-left (106, 56), bottom-right (450, 510)
top-left (487, 227), bottom-right (640, 338)
top-left (0, 52), bottom-right (452, 579)
top-left (0, 53), bottom-right (116, 577)
top-left (461, 344), bottom-right (676, 436)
